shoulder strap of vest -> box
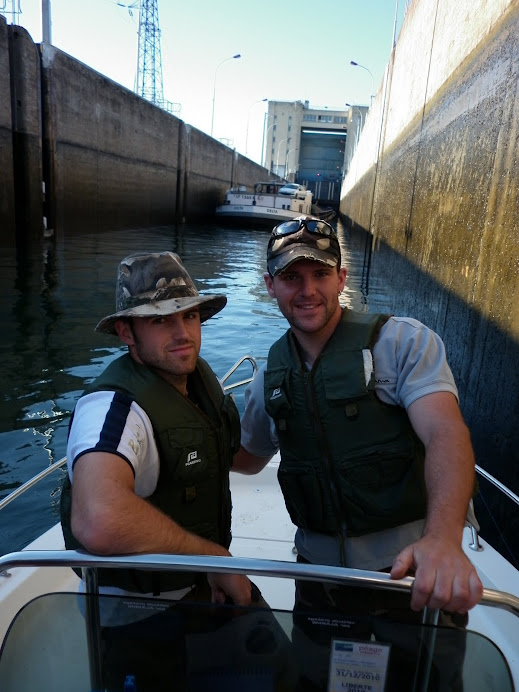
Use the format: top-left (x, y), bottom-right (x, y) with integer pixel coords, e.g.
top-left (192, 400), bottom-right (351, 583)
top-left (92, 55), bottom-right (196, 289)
top-left (267, 330), bottom-right (291, 371)
top-left (323, 310), bottom-right (390, 352)
top-left (369, 314), bottom-right (392, 351)
top-left (194, 357), bottom-right (224, 401)
top-left (87, 353), bottom-right (139, 397)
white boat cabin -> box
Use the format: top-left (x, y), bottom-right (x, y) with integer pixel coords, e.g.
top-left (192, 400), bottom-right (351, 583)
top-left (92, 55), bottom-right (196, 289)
top-left (215, 181), bottom-right (313, 224)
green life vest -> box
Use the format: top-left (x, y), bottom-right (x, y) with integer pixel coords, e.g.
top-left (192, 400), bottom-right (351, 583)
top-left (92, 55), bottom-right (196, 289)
top-left (61, 353), bottom-right (241, 594)
top-left (264, 310), bottom-right (426, 538)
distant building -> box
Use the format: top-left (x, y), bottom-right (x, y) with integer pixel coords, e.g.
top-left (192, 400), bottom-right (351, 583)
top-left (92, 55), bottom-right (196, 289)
top-left (263, 100), bottom-right (368, 206)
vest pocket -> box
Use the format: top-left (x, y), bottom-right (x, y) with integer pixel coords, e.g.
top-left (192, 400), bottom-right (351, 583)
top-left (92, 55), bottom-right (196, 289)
top-left (321, 356), bottom-right (368, 400)
top-left (340, 449), bottom-right (414, 486)
top-left (337, 450), bottom-right (426, 535)
top-left (264, 367), bottom-right (292, 418)
top-left (163, 428), bottom-right (213, 480)
top-left (278, 465), bottom-right (332, 532)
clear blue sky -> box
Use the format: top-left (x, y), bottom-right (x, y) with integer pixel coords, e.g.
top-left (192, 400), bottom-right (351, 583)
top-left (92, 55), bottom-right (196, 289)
top-left (6, 0), bottom-right (406, 163)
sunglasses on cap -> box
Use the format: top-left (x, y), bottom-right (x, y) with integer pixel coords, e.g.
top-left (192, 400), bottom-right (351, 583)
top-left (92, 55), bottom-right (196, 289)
top-left (271, 218), bottom-right (337, 239)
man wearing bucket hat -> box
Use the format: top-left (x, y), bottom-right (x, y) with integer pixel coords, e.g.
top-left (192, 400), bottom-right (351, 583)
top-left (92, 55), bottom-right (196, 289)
top-left (234, 217), bottom-right (483, 621)
top-left (61, 251), bottom-right (251, 608)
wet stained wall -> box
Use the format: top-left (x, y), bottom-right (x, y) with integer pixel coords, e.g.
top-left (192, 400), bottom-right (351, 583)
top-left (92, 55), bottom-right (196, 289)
top-left (341, 0), bottom-right (519, 563)
top-left (0, 18), bottom-right (15, 241)
top-left (0, 17), bottom-right (43, 243)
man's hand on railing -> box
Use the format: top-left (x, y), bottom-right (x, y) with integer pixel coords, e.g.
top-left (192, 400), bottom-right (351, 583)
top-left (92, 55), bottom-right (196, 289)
top-left (207, 572), bottom-right (254, 606)
top-left (390, 534), bottom-right (484, 614)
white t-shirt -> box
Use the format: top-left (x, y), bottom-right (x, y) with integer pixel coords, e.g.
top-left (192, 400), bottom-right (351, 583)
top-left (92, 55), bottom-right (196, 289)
top-left (239, 316), bottom-right (459, 570)
top-left (67, 390), bottom-right (160, 495)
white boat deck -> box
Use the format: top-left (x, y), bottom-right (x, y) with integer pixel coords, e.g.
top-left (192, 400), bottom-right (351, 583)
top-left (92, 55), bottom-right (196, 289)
top-left (230, 460), bottom-right (297, 608)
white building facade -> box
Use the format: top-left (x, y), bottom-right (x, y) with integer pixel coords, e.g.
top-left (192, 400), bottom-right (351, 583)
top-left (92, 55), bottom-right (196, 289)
top-left (263, 100), bottom-right (368, 205)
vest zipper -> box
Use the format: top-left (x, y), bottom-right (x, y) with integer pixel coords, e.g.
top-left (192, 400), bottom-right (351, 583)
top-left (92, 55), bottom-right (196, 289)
top-left (192, 369), bottom-right (231, 549)
top-left (303, 363), bottom-right (349, 566)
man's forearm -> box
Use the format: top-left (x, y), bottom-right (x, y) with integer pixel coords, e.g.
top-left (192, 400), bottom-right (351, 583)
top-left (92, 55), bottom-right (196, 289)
top-left (232, 445), bottom-right (272, 475)
top-left (408, 392), bottom-right (476, 542)
top-left (423, 422), bottom-right (475, 541)
top-left (73, 489), bottom-right (230, 558)
top-left (392, 392), bottom-right (483, 611)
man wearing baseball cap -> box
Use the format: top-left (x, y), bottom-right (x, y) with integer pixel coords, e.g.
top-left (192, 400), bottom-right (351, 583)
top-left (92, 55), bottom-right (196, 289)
top-left (234, 217), bottom-right (482, 630)
top-left (60, 251), bottom-right (253, 688)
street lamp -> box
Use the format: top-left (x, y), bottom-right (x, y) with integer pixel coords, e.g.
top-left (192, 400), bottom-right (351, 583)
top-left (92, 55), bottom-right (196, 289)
top-left (350, 60), bottom-right (374, 105)
top-left (246, 98), bottom-right (267, 157)
top-left (276, 138), bottom-right (287, 176)
top-left (262, 120), bottom-right (276, 168)
top-left (211, 54), bottom-right (241, 137)
top-left (285, 148), bottom-right (299, 180)
top-left (42, 0), bottom-right (52, 43)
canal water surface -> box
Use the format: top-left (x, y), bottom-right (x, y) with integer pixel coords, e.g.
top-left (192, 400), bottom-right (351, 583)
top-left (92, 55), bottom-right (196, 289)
top-left (0, 219), bottom-right (390, 554)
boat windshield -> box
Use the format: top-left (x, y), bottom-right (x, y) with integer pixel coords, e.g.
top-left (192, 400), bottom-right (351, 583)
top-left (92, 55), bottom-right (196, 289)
top-left (0, 591), bottom-right (513, 691)
top-left (254, 182), bottom-right (284, 194)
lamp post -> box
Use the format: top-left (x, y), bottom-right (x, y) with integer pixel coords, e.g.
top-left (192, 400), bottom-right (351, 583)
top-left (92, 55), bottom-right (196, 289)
top-left (246, 98), bottom-right (267, 157)
top-left (350, 60), bottom-right (374, 105)
top-left (42, 0), bottom-right (52, 43)
top-left (285, 148), bottom-right (298, 180)
top-left (262, 121), bottom-right (276, 169)
top-left (211, 54), bottom-right (241, 137)
top-left (345, 102), bottom-right (366, 170)
top-left (275, 138), bottom-right (287, 177)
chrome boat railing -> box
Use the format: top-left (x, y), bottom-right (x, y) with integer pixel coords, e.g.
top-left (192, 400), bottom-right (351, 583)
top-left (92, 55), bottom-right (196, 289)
top-left (1, 551), bottom-right (518, 692)
top-left (0, 551), bottom-right (518, 617)
top-left (219, 354), bottom-right (258, 392)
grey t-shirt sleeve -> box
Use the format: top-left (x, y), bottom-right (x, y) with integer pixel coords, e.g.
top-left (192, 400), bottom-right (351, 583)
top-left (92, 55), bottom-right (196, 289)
top-left (373, 316), bottom-right (458, 409)
top-left (240, 363), bottom-right (279, 457)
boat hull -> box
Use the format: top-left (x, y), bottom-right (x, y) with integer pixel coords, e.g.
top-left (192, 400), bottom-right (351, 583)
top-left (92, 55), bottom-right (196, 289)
top-left (215, 204), bottom-right (306, 225)
top-left (215, 182), bottom-right (314, 227)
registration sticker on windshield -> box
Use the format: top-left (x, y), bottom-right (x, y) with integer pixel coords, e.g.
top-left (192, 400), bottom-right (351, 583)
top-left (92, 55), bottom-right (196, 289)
top-left (328, 639), bottom-right (391, 691)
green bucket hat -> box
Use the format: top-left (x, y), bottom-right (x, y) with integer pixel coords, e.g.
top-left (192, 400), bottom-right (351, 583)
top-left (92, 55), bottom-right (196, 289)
top-left (96, 251), bottom-right (227, 335)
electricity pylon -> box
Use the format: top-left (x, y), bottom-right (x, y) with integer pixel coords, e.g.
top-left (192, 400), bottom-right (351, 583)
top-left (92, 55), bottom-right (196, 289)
top-left (122, 0), bottom-right (180, 115)
top-left (0, 0), bottom-right (22, 25)
top-left (136, 0), bottom-right (163, 104)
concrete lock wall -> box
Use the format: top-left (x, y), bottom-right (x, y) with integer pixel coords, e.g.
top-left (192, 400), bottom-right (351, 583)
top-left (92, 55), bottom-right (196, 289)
top-left (10, 24), bottom-right (44, 237)
top-left (0, 17), bottom-right (15, 241)
top-left (0, 17), bottom-right (43, 242)
top-left (0, 22), bottom-right (273, 237)
top-left (340, 0), bottom-right (519, 558)
top-left (40, 43), bottom-right (182, 232)
top-left (39, 43), bottom-right (270, 233)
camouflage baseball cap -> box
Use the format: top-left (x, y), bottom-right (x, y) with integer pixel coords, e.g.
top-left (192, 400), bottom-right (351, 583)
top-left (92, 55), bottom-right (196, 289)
top-left (95, 251), bottom-right (227, 335)
top-left (267, 216), bottom-right (340, 276)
